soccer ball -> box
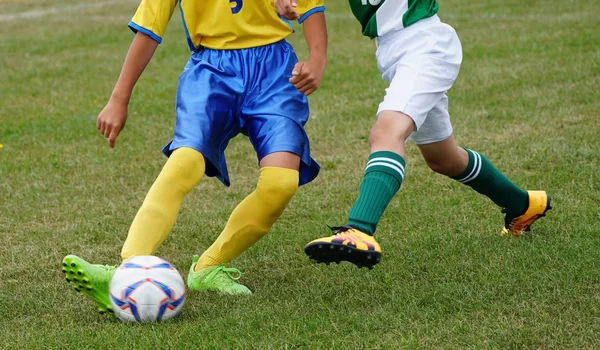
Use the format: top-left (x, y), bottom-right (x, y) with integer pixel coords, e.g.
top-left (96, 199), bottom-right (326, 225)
top-left (109, 255), bottom-right (185, 322)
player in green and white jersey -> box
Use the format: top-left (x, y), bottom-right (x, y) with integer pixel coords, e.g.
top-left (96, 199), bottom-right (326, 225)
top-left (276, 0), bottom-right (551, 269)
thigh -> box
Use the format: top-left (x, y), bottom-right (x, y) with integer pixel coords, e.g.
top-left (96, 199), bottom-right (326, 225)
top-left (173, 50), bottom-right (244, 151)
top-left (376, 18), bottom-right (462, 137)
top-left (165, 50), bottom-right (245, 186)
top-left (242, 41), bottom-right (310, 127)
top-left (259, 152), bottom-right (301, 170)
top-left (240, 41), bottom-right (320, 185)
top-left (245, 114), bottom-right (307, 164)
top-left (410, 94), bottom-right (453, 144)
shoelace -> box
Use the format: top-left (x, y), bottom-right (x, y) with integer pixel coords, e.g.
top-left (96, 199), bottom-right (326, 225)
top-left (204, 265), bottom-right (242, 283)
top-left (328, 225), bottom-right (353, 235)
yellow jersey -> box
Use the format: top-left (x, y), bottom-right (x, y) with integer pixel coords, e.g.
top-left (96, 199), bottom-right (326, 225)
top-left (128, 0), bottom-right (325, 50)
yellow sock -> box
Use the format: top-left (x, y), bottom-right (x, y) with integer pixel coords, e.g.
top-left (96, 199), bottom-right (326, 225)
top-left (195, 166), bottom-right (299, 271)
top-left (121, 147), bottom-right (205, 261)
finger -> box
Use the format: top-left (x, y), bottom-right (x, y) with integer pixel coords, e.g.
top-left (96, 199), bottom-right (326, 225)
top-left (289, 63), bottom-right (304, 83)
top-left (275, 0), bottom-right (295, 19)
top-left (289, 75), bottom-right (302, 84)
top-left (96, 117), bottom-right (101, 130)
top-left (294, 78), bottom-right (314, 92)
top-left (303, 86), bottom-right (317, 96)
top-left (274, 1), bottom-right (284, 16)
top-left (282, 1), bottom-right (298, 19)
top-left (291, 62), bottom-right (303, 76)
top-left (287, 8), bottom-right (299, 20)
top-left (103, 124), bottom-right (112, 138)
top-left (293, 73), bottom-right (315, 89)
top-left (107, 128), bottom-right (120, 149)
top-left (99, 121), bottom-right (106, 136)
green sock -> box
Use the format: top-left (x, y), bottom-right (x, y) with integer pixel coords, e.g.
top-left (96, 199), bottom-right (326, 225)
top-left (452, 149), bottom-right (528, 216)
top-left (347, 151), bottom-right (405, 235)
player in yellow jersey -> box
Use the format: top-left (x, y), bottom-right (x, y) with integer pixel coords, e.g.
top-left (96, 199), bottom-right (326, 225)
top-left (277, 0), bottom-right (550, 269)
top-left (61, 0), bottom-right (327, 314)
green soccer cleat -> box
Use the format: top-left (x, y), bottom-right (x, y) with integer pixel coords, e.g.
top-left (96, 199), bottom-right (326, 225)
top-left (187, 255), bottom-right (252, 295)
top-left (61, 255), bottom-right (116, 314)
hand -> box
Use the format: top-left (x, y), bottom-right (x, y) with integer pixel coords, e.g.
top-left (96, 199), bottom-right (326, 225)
top-left (274, 0), bottom-right (299, 20)
top-left (289, 58), bottom-right (326, 96)
top-left (96, 98), bottom-right (128, 148)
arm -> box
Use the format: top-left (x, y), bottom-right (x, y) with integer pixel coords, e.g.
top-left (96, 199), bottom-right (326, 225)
top-left (97, 32), bottom-right (159, 148)
top-left (290, 12), bottom-right (328, 96)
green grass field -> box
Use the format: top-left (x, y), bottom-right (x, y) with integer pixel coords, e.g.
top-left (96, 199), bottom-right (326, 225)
top-left (1, 0), bottom-right (599, 348)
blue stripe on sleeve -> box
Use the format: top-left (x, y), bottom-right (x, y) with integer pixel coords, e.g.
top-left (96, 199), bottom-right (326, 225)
top-left (278, 14), bottom-right (295, 33)
top-left (298, 6), bottom-right (325, 24)
top-left (128, 21), bottom-right (163, 44)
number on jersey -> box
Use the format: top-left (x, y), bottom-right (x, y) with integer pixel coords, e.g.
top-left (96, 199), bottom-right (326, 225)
top-left (229, 0), bottom-right (242, 14)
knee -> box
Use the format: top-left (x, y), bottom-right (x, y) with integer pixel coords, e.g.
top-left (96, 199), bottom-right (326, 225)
top-left (256, 168), bottom-right (299, 207)
top-left (166, 147), bottom-right (205, 192)
top-left (368, 111), bottom-right (415, 148)
top-left (425, 158), bottom-right (464, 176)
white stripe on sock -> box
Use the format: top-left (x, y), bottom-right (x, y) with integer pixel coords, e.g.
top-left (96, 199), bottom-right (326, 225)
top-left (459, 151), bottom-right (482, 183)
top-left (367, 157), bottom-right (405, 175)
top-left (365, 161), bottom-right (404, 180)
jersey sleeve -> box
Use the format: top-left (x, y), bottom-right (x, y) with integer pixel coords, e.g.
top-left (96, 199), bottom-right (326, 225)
top-left (295, 0), bottom-right (325, 24)
top-left (128, 0), bottom-right (179, 43)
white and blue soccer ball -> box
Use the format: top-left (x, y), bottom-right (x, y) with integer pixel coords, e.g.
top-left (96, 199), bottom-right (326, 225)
top-left (109, 255), bottom-right (185, 322)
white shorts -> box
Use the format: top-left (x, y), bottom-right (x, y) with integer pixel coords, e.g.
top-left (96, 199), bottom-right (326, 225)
top-left (375, 15), bottom-right (463, 144)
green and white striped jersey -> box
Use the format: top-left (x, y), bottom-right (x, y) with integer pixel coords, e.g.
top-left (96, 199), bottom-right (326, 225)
top-left (348, 0), bottom-right (438, 38)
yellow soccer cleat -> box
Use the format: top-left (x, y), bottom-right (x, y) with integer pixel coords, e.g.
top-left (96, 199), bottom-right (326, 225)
top-left (304, 226), bottom-right (382, 269)
top-left (501, 190), bottom-right (552, 236)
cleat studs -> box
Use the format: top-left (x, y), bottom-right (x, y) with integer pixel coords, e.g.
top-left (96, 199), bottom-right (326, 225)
top-left (329, 245), bottom-right (334, 249)
top-left (61, 269), bottom-right (66, 274)
top-left (77, 271), bottom-right (82, 276)
top-left (339, 247), bottom-right (344, 251)
top-left (65, 278), bottom-right (70, 282)
top-left (86, 287), bottom-right (92, 291)
top-left (73, 278), bottom-right (78, 282)
top-left (69, 270), bottom-right (74, 274)
top-left (62, 262), bottom-right (67, 267)
top-left (70, 262), bottom-right (76, 267)
top-left (74, 288), bottom-right (80, 292)
top-left (367, 255), bottom-right (372, 260)
top-left (317, 244), bottom-right (323, 249)
top-left (82, 279), bottom-right (88, 284)
top-left (78, 285), bottom-right (83, 289)
top-left (98, 310), bottom-right (105, 314)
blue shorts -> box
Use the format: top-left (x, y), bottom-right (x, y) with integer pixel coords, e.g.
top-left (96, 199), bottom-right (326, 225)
top-left (162, 40), bottom-right (320, 187)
